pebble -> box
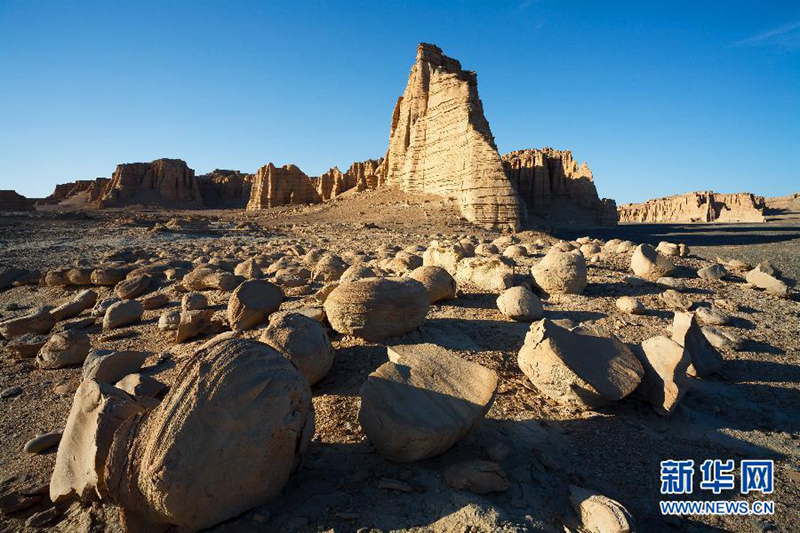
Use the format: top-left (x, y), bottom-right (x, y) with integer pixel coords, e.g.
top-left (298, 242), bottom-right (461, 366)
top-left (0, 386), bottom-right (22, 399)
top-left (23, 430), bottom-right (63, 454)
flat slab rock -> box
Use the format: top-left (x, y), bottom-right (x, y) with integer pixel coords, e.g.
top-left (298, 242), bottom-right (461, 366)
top-left (359, 343), bottom-right (497, 462)
top-left (517, 319), bottom-right (644, 411)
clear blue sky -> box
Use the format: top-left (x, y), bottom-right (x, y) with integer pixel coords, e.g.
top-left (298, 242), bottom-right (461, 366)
top-left (1, 1), bottom-right (798, 203)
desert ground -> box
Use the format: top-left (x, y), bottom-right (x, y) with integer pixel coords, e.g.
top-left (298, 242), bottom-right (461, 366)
top-left (0, 190), bottom-right (798, 533)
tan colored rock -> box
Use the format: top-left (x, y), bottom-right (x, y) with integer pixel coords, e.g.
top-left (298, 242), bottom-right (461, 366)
top-left (183, 267), bottom-right (238, 291)
top-left (0, 307), bottom-right (56, 339)
top-left (50, 380), bottom-right (145, 503)
top-left (175, 310), bottom-right (215, 343)
top-left (359, 343), bottom-right (497, 462)
top-left (659, 289), bottom-right (692, 310)
top-left (51, 290), bottom-right (97, 321)
top-left (408, 265), bottom-right (456, 303)
top-left (455, 256), bottom-right (513, 294)
top-left (98, 159), bottom-right (203, 208)
top-left (695, 306), bottom-right (731, 326)
top-left (619, 191), bottom-right (766, 223)
top-left (83, 350), bottom-right (149, 383)
top-left (745, 268), bottom-right (789, 297)
top-left (672, 312), bottom-right (723, 378)
top-left (630, 244), bottom-right (675, 281)
top-left (616, 296), bottom-right (645, 315)
top-left (324, 278), bottom-right (429, 341)
top-left (36, 330), bottom-right (91, 369)
top-left (502, 148), bottom-right (618, 226)
top-left (634, 336), bottom-right (691, 415)
top-left (261, 313), bottom-right (334, 385)
top-left (66, 267), bottom-right (94, 285)
top-left (234, 258), bottom-right (262, 279)
top-left (517, 319), bottom-right (644, 410)
top-left (246, 163), bottom-right (320, 209)
top-left (114, 275), bottom-right (151, 300)
top-left (531, 250), bottom-right (587, 294)
top-left (496, 286), bottom-right (543, 321)
top-left (569, 485), bottom-right (634, 533)
top-left (115, 374), bottom-right (166, 398)
top-left (103, 300), bottom-right (143, 330)
top-left (312, 254), bottom-right (348, 282)
top-left (140, 292), bottom-right (168, 310)
top-left (422, 242), bottom-right (468, 274)
top-left (383, 44), bottom-right (524, 229)
top-left (91, 267), bottom-right (127, 286)
top-left (227, 280), bottom-right (284, 331)
top-left (103, 338), bottom-right (314, 530)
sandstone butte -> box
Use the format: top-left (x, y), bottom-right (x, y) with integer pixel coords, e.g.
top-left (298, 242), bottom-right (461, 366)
top-left (618, 191), bottom-right (767, 223)
top-left (29, 43), bottom-right (622, 229)
top-left (0, 190), bottom-right (35, 211)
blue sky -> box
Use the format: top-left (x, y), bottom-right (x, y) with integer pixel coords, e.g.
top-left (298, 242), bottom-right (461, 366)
top-left (1, 0), bottom-right (798, 203)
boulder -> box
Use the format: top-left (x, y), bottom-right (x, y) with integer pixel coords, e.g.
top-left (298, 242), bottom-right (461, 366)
top-left (183, 267), bottom-right (238, 291)
top-left (422, 242), bottom-right (468, 275)
top-left (181, 292), bottom-right (208, 311)
top-left (24, 431), bottom-right (63, 454)
top-left (496, 286), bottom-right (543, 321)
top-left (569, 485), bottom-right (635, 533)
top-left (634, 336), bottom-right (691, 415)
top-left (227, 280), bottom-right (284, 331)
top-left (50, 380), bottom-right (145, 503)
top-left (157, 310), bottom-right (181, 331)
top-left (114, 275), bottom-right (151, 300)
top-left (630, 244), bottom-right (675, 281)
top-left (261, 313), bottom-right (334, 386)
top-left (91, 267), bottom-right (127, 286)
top-left (175, 310), bottom-right (215, 343)
top-left (66, 267), bottom-right (94, 285)
top-left (659, 289), bottom-right (692, 310)
top-left (656, 241), bottom-right (680, 257)
top-left (455, 256), bottom-right (514, 294)
top-left (115, 374), bottom-right (167, 398)
top-left (103, 337), bottom-right (314, 530)
top-left (234, 258), bottom-right (262, 279)
top-left (672, 312), bottom-right (723, 378)
top-left (0, 307), bottom-right (56, 339)
top-left (0, 267), bottom-right (28, 290)
top-left (517, 319), bottom-right (644, 410)
top-left (103, 300), bottom-right (143, 329)
top-left (36, 330), bottom-right (91, 369)
top-left (83, 350), bottom-right (150, 383)
top-left (444, 460), bottom-right (510, 494)
top-left (359, 343), bottom-right (497, 462)
top-left (140, 293), bottom-right (169, 310)
top-left (339, 265), bottom-right (376, 282)
top-left (697, 264), bottom-right (727, 281)
top-left (702, 326), bottom-right (744, 351)
top-left (324, 277), bottom-right (429, 341)
top-left (695, 306), bottom-right (731, 326)
top-left (531, 250), bottom-right (587, 295)
top-left (51, 290), bottom-right (98, 321)
top-left (745, 268), bottom-right (789, 298)
top-left (92, 298), bottom-right (120, 318)
top-left (615, 296), bottom-right (645, 315)
top-left (312, 254), bottom-right (348, 282)
top-left (407, 265), bottom-right (457, 303)
top-left (8, 333), bottom-right (48, 358)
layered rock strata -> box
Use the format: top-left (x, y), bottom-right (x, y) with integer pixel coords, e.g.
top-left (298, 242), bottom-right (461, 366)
top-left (0, 190), bottom-right (35, 211)
top-left (618, 192), bottom-right (766, 223)
top-left (383, 43), bottom-right (524, 229)
top-left (197, 170), bottom-right (254, 208)
top-left (38, 179), bottom-right (110, 206)
top-left (246, 163), bottom-right (321, 210)
top-left (98, 159), bottom-right (203, 208)
top-left (312, 159), bottom-right (384, 201)
top-left (501, 148), bottom-right (618, 226)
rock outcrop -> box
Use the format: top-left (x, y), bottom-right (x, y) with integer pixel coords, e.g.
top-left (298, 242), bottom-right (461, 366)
top-left (98, 159), bottom-right (203, 208)
top-left (38, 179), bottom-right (110, 206)
top-left (0, 190), bottom-right (35, 211)
top-left (312, 159), bottom-right (384, 201)
top-left (246, 163), bottom-right (321, 210)
top-left (618, 192), bottom-right (766, 223)
top-left (197, 170), bottom-right (254, 208)
top-left (383, 43), bottom-right (524, 229)
top-left (501, 148), bottom-right (618, 226)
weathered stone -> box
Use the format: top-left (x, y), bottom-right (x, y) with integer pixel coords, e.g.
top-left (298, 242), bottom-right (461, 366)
top-left (656, 277), bottom-right (687, 292)
top-left (656, 241), bottom-right (680, 257)
top-left (0, 267), bottom-right (29, 290)
top-left (261, 313), bottom-right (334, 385)
top-left (569, 485), bottom-right (635, 533)
top-left (50, 380), bottom-right (145, 503)
top-left (698, 264), bottom-right (727, 281)
top-left (103, 338), bottom-right (314, 530)
top-left (454, 256), bottom-right (513, 294)
top-left (92, 297), bottom-right (120, 317)
top-left (98, 158), bottom-right (203, 208)
top-left (83, 350), bottom-right (149, 383)
top-left (36, 330), bottom-right (91, 369)
top-left (115, 374), bottom-right (167, 398)
top-left (51, 290), bottom-right (98, 321)
top-left (616, 296), bottom-right (645, 315)
top-left (8, 333), bottom-right (48, 358)
top-left (659, 289), bottom-right (692, 310)
top-left (630, 244), bottom-right (675, 281)
top-left (312, 254), bottom-right (348, 282)
top-left (183, 267), bottom-right (238, 291)
top-left (531, 250), bottom-right (587, 295)
top-left (227, 280), bottom-right (284, 331)
top-left (359, 343), bottom-right (497, 461)
top-left (422, 242), bottom-right (467, 274)
top-left (158, 310), bottom-right (181, 331)
top-left (44, 268), bottom-right (71, 287)
top-left (24, 430), bottom-right (63, 454)
top-left (234, 258), bottom-right (262, 279)
top-left (702, 326), bottom-right (744, 351)
top-left (181, 292), bottom-right (208, 311)
top-left (339, 265), bottom-right (376, 282)
top-left (0, 307), bottom-right (55, 339)
top-left (672, 312), bottom-right (723, 378)
top-left (444, 460), bottom-right (510, 494)
top-left (496, 286), bottom-right (543, 321)
top-left (517, 319), bottom-right (644, 410)
top-left (115, 275), bottom-right (151, 300)
top-left (745, 268), bottom-right (789, 297)
top-left (140, 292), bottom-right (169, 310)
top-left (103, 300), bottom-right (143, 330)
top-left (408, 265), bottom-right (457, 303)
top-left (175, 310), bottom-right (215, 343)
top-left (91, 267), bottom-right (127, 286)
top-left (634, 336), bottom-right (691, 415)
top-left (324, 277), bottom-right (429, 341)
top-left (619, 191), bottom-right (766, 223)
top-left (695, 306), bottom-right (731, 326)
top-left (66, 267), bottom-right (94, 285)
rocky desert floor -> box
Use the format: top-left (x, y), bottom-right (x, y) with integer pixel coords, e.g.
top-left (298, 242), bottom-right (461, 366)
top-left (0, 189), bottom-right (798, 533)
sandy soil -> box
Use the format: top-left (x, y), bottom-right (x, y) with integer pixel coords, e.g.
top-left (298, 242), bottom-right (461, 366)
top-left (0, 189), bottom-right (798, 533)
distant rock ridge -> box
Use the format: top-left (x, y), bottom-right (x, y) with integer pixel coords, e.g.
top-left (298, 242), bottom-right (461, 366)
top-left (39, 178), bottom-right (110, 206)
top-left (501, 148), bottom-right (618, 226)
top-left (197, 170), bottom-right (254, 208)
top-left (312, 158), bottom-right (384, 201)
top-left (0, 190), bottom-right (35, 211)
top-left (99, 159), bottom-right (204, 208)
top-left (618, 192), bottom-right (766, 223)
top-left (383, 43), bottom-right (525, 229)
top-left (246, 163), bottom-right (321, 210)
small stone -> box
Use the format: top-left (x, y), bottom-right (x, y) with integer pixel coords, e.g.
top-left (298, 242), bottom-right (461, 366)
top-left (376, 478), bottom-right (413, 492)
top-left (702, 326), bottom-right (744, 351)
top-left (633, 336), bottom-right (691, 415)
top-left (24, 430), bottom-right (63, 454)
top-left (656, 277), bottom-right (687, 291)
top-left (672, 312), bottom-right (723, 377)
top-left (175, 310), bottom-right (215, 343)
top-left (0, 307), bottom-right (55, 339)
top-left (182, 292), bottom-right (208, 311)
top-left (103, 300), bottom-right (144, 329)
top-left (140, 293), bottom-right (169, 310)
top-left (456, 256), bottom-right (514, 294)
top-left (114, 275), bottom-right (151, 300)
top-left (496, 286), bottom-right (543, 321)
top-left (158, 310), bottom-right (181, 331)
top-left (227, 280), bottom-right (284, 331)
top-left (83, 350), bottom-right (149, 383)
top-left (746, 268), bottom-right (789, 298)
top-left (569, 485), bottom-right (634, 533)
top-left (697, 264), bottom-right (727, 281)
top-left (695, 306), bottom-right (731, 326)
top-left (615, 296), bottom-right (645, 315)
top-left (630, 244), bottom-right (675, 281)
top-left (1, 386), bottom-right (23, 399)
top-left (37, 330), bottom-right (91, 369)
top-left (659, 289), bottom-right (692, 310)
top-left (7, 333), bottom-right (48, 358)
top-left (115, 373), bottom-right (167, 398)
top-left (234, 258), bottom-right (262, 279)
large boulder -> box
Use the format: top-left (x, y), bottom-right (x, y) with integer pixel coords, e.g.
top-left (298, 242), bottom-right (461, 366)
top-left (454, 256), bottom-right (514, 294)
top-left (103, 337), bottom-right (314, 530)
top-left (630, 244), bottom-right (675, 281)
top-left (517, 320), bottom-right (644, 410)
top-left (261, 313), bottom-right (334, 385)
top-left (51, 290), bottom-right (98, 321)
top-left (531, 250), bottom-right (587, 295)
top-left (422, 242), bottom-right (468, 275)
top-left (407, 265), bottom-right (457, 303)
top-left (103, 300), bottom-right (144, 330)
top-left (114, 275), bottom-right (151, 300)
top-left (36, 330), bottom-right (91, 369)
top-left (359, 343), bottom-right (497, 462)
top-left (0, 307), bottom-right (55, 339)
top-left (83, 350), bottom-right (150, 383)
top-left (175, 310), bottom-right (215, 343)
top-left (569, 485), bottom-right (635, 533)
top-left (672, 312), bottom-right (723, 378)
top-left (50, 381), bottom-right (145, 503)
top-left (496, 286), bottom-right (543, 321)
top-left (324, 277), bottom-right (429, 341)
top-left (227, 280), bottom-right (284, 331)
top-left (312, 254), bottom-right (348, 282)
top-left (634, 336), bottom-right (691, 415)
top-left (183, 267), bottom-right (238, 291)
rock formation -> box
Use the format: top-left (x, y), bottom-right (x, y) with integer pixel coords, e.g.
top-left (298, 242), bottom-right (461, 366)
top-left (197, 170), bottom-right (254, 208)
top-left (38, 179), bottom-right (110, 206)
top-left (246, 163), bottom-right (321, 210)
top-left (501, 148), bottom-right (618, 226)
top-left (312, 159), bottom-right (384, 201)
top-left (98, 159), bottom-right (203, 208)
top-left (383, 43), bottom-right (524, 229)
top-left (618, 192), bottom-right (766, 223)
top-left (0, 190), bottom-right (35, 211)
